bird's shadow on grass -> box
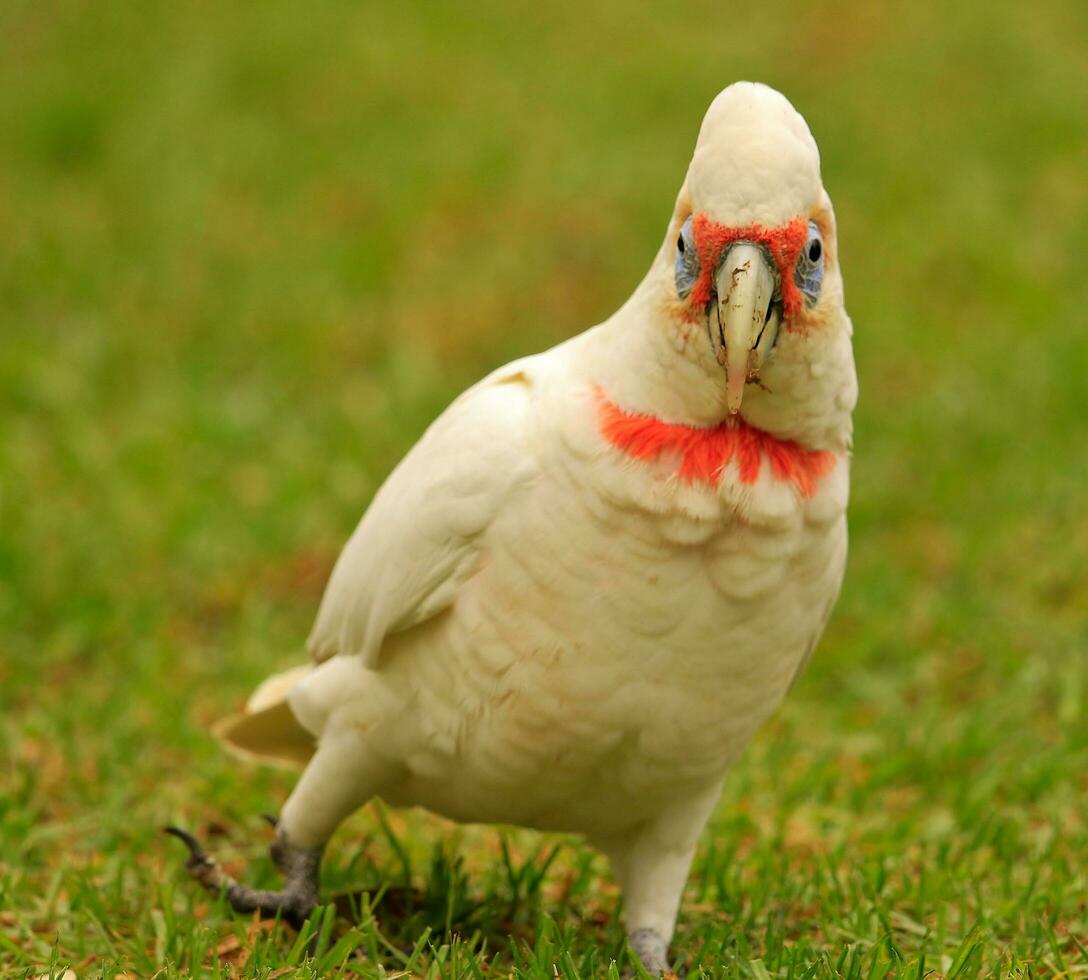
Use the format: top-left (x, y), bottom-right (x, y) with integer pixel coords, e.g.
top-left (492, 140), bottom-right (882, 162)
top-left (315, 835), bottom-right (626, 973)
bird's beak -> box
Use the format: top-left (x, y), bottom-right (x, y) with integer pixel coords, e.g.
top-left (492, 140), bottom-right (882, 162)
top-left (713, 243), bottom-right (778, 415)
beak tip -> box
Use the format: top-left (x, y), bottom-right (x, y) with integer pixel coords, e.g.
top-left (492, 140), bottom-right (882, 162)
top-left (725, 371), bottom-right (746, 416)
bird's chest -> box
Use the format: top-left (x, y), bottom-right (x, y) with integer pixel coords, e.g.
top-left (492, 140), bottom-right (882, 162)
top-left (479, 461), bottom-right (844, 699)
top-left (433, 451), bottom-right (846, 812)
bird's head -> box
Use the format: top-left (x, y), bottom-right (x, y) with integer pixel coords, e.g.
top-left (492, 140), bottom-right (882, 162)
top-left (647, 82), bottom-right (854, 437)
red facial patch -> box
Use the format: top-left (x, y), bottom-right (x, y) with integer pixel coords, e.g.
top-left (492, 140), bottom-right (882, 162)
top-left (596, 389), bottom-right (835, 498)
top-left (686, 213), bottom-right (809, 321)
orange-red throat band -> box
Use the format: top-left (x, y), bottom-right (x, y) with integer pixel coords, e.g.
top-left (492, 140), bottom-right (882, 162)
top-left (595, 388), bottom-right (834, 498)
top-left (687, 214), bottom-right (808, 320)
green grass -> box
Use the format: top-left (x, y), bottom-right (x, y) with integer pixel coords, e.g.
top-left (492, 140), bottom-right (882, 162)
top-left (2, 1), bottom-right (1087, 976)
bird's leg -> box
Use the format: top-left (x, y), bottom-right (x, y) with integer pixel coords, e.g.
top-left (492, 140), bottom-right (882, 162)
top-left (596, 836), bottom-right (668, 975)
top-left (165, 820), bottom-right (322, 929)
top-left (167, 730), bottom-right (384, 928)
top-left (603, 784), bottom-right (722, 977)
top-left (620, 839), bottom-right (694, 977)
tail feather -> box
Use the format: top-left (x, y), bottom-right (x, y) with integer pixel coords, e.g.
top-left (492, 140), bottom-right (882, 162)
top-left (213, 665), bottom-right (316, 770)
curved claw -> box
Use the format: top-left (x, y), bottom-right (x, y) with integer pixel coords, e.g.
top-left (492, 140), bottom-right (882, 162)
top-left (164, 825), bottom-right (228, 890)
top-left (261, 813), bottom-right (279, 829)
top-left (164, 825), bottom-right (206, 859)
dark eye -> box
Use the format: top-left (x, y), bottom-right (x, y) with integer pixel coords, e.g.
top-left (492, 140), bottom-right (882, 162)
top-left (807, 238), bottom-right (821, 263)
top-left (677, 234), bottom-right (685, 255)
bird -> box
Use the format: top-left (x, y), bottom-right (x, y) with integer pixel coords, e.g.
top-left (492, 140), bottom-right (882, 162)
top-left (167, 81), bottom-right (857, 976)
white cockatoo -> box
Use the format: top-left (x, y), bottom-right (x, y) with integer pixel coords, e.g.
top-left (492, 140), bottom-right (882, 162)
top-left (168, 81), bottom-right (857, 976)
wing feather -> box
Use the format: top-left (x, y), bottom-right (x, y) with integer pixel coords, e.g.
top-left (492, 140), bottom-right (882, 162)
top-left (307, 362), bottom-right (538, 669)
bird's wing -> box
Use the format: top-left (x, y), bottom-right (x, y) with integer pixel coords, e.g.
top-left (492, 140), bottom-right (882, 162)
top-left (306, 361), bottom-right (539, 669)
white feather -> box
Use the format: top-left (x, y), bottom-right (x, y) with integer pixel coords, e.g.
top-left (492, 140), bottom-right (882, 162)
top-left (306, 360), bottom-right (540, 669)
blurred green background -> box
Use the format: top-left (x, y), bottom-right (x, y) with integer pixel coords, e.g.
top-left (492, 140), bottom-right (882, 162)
top-left (1, 1), bottom-right (1086, 977)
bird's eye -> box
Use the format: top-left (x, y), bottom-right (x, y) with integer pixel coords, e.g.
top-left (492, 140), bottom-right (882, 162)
top-left (674, 216), bottom-right (698, 299)
top-left (794, 221), bottom-right (825, 306)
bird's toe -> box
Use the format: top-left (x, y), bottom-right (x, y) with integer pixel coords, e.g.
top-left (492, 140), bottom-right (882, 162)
top-left (165, 819), bottom-right (323, 930)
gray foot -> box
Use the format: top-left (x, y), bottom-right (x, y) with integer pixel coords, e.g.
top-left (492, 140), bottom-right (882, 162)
top-left (165, 820), bottom-right (322, 929)
top-left (628, 927), bottom-right (675, 977)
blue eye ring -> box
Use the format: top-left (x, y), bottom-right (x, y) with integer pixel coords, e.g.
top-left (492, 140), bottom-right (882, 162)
top-left (794, 221), bottom-right (825, 306)
top-left (674, 215), bottom-right (699, 299)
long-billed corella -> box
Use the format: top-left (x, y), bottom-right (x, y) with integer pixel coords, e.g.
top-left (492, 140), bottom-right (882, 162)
top-left (168, 81), bottom-right (857, 976)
